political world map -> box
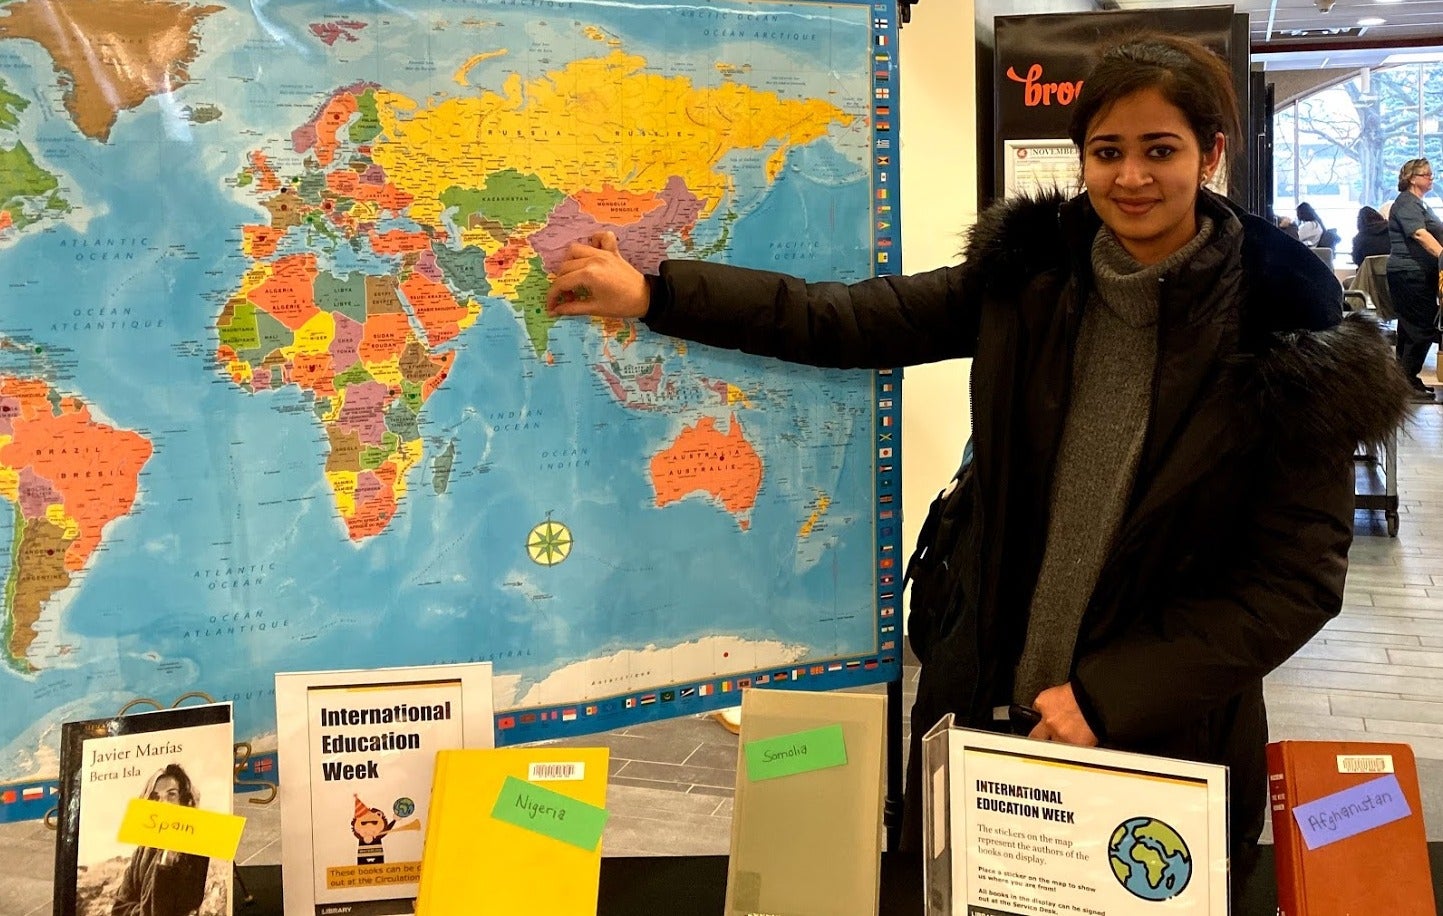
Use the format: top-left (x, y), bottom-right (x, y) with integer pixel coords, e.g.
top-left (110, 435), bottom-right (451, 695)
top-left (0, 0), bottom-right (895, 801)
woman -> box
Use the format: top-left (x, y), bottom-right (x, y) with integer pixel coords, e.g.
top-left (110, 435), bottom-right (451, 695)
top-left (112, 764), bottom-right (211, 916)
top-left (546, 34), bottom-right (1409, 870)
top-left (1352, 205), bottom-right (1390, 265)
top-left (1295, 201), bottom-right (1327, 247)
top-left (1386, 158), bottom-right (1443, 399)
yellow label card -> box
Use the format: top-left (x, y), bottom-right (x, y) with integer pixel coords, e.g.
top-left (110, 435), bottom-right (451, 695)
top-left (116, 798), bottom-right (246, 860)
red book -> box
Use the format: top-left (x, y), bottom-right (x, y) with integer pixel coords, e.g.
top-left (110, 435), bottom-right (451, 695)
top-left (1268, 740), bottom-right (1434, 915)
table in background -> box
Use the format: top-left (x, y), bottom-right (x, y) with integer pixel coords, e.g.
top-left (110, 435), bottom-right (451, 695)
top-left (236, 845), bottom-right (1443, 914)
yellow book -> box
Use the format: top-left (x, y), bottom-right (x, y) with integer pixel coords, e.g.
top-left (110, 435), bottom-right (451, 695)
top-left (416, 746), bottom-right (610, 915)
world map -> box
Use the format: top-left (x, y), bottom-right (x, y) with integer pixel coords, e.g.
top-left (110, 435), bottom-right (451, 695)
top-left (0, 0), bottom-right (895, 802)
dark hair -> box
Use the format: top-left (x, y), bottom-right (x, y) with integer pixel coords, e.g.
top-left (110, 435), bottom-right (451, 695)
top-left (142, 763), bottom-right (198, 807)
top-left (1398, 158), bottom-right (1431, 192)
top-left (1068, 33), bottom-right (1240, 160)
top-left (1296, 202), bottom-right (1322, 225)
top-left (1357, 206), bottom-right (1385, 230)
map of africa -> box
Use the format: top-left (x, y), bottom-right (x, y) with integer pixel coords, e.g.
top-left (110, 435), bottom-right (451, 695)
top-left (0, 0), bottom-right (896, 799)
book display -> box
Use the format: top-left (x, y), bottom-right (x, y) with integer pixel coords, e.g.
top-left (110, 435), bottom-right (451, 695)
top-left (53, 703), bottom-right (236, 916)
top-left (1268, 740), bottom-right (1435, 916)
top-left (922, 715), bottom-right (1229, 916)
top-left (726, 687), bottom-right (886, 916)
top-left (416, 746), bottom-right (611, 916)
top-left (274, 663), bottom-right (494, 916)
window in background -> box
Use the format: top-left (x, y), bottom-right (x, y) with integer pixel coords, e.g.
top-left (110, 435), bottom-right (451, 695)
top-left (1273, 62), bottom-right (1443, 266)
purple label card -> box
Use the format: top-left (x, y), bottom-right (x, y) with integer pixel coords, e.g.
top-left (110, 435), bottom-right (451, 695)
top-left (1292, 774), bottom-right (1412, 850)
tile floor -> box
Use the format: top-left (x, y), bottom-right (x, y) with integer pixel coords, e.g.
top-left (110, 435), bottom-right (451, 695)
top-left (6, 386), bottom-right (1443, 914)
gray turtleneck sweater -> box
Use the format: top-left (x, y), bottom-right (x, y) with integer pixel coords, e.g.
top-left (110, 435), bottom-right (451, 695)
top-left (1012, 217), bottom-right (1217, 710)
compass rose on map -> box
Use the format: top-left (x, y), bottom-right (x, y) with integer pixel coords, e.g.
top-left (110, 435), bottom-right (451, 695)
top-left (527, 519), bottom-right (573, 566)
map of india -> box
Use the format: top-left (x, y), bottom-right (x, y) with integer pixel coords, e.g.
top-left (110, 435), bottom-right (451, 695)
top-left (0, 0), bottom-right (893, 799)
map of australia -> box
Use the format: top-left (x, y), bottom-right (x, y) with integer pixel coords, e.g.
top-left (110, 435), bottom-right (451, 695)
top-left (215, 45), bottom-right (852, 540)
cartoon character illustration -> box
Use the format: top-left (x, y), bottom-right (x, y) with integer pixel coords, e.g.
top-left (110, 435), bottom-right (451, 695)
top-left (350, 794), bottom-right (395, 865)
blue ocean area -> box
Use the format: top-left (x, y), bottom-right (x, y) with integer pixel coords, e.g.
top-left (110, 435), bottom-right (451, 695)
top-left (0, 0), bottom-right (885, 782)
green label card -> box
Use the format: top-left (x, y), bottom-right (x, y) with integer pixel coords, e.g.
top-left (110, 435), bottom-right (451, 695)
top-left (490, 775), bottom-right (609, 851)
top-left (744, 724), bottom-right (848, 782)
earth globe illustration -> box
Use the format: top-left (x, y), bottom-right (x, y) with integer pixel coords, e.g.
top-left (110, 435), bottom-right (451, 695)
top-left (1107, 816), bottom-right (1193, 901)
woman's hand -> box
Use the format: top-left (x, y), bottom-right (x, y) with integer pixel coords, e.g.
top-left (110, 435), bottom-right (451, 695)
top-left (546, 231), bottom-right (650, 318)
top-left (1027, 683), bottom-right (1099, 747)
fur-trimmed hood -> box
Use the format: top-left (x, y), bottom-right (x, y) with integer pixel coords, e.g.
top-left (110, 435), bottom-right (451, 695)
top-left (959, 189), bottom-right (1413, 450)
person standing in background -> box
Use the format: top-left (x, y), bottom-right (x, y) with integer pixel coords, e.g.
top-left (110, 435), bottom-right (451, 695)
top-left (1386, 158), bottom-right (1443, 401)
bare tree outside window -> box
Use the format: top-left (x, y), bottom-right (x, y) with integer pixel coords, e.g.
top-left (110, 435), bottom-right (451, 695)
top-left (1274, 62), bottom-right (1443, 262)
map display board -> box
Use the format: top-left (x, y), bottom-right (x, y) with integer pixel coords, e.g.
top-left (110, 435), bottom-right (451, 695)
top-left (0, 0), bottom-right (901, 819)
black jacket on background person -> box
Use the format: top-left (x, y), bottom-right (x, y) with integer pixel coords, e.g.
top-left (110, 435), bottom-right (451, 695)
top-left (640, 189), bottom-right (1412, 858)
top-left (1353, 207), bottom-right (1391, 264)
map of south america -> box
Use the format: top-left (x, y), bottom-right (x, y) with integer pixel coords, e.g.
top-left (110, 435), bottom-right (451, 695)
top-left (0, 377), bottom-right (152, 670)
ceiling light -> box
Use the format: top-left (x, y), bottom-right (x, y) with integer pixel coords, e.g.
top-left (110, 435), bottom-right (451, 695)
top-left (1359, 16), bottom-right (1386, 25)
top-left (1373, 0), bottom-right (1404, 5)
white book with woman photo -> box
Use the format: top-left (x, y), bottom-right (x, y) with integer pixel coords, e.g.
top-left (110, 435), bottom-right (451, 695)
top-left (53, 703), bottom-right (235, 916)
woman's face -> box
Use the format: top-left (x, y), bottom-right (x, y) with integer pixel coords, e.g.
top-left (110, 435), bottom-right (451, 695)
top-left (1409, 165), bottom-right (1434, 196)
top-left (1082, 87), bottom-right (1224, 265)
top-left (151, 775), bottom-right (182, 805)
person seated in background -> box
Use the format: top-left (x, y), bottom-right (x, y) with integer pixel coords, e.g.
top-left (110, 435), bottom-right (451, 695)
top-left (1296, 202), bottom-right (1338, 249)
top-left (1353, 206), bottom-right (1391, 264)
top-left (1275, 215), bottom-right (1300, 240)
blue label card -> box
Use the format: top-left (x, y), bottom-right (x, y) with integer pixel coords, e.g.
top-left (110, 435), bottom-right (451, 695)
top-left (1292, 774), bottom-right (1411, 850)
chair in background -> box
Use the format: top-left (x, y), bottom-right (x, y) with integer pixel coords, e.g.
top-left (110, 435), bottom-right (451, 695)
top-left (1311, 248), bottom-right (1371, 312)
top-left (1349, 254), bottom-right (1395, 321)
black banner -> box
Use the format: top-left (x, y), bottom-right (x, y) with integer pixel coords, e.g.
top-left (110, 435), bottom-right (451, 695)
top-left (991, 7), bottom-right (1249, 205)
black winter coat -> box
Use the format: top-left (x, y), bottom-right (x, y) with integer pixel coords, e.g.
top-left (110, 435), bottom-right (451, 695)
top-left (642, 189), bottom-right (1412, 855)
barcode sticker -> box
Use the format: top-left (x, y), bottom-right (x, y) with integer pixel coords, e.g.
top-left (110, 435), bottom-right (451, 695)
top-left (528, 761), bottom-right (584, 781)
top-left (1336, 755), bottom-right (1394, 774)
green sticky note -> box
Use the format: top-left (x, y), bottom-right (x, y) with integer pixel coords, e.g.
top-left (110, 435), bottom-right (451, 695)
top-left (744, 724), bottom-right (849, 782)
top-left (490, 775), bottom-right (609, 851)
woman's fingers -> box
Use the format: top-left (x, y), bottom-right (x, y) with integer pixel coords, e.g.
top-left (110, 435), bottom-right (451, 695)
top-left (545, 232), bottom-right (649, 318)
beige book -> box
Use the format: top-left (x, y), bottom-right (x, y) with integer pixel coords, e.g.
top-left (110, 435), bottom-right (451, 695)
top-left (725, 687), bottom-right (886, 916)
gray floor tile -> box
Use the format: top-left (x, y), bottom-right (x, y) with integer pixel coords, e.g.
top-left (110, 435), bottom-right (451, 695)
top-left (1330, 694), bottom-right (1443, 724)
top-left (1318, 631), bottom-right (1423, 647)
top-left (685, 784), bottom-right (734, 799)
top-left (682, 742), bottom-right (742, 771)
top-left (608, 783), bottom-right (728, 818)
top-left (615, 759), bottom-right (737, 789)
top-left (552, 730), bottom-right (705, 766)
top-left (1290, 641), bottom-right (1392, 663)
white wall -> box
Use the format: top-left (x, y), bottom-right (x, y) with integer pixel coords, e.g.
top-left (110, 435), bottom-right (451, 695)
top-left (898, 1), bottom-right (978, 606)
